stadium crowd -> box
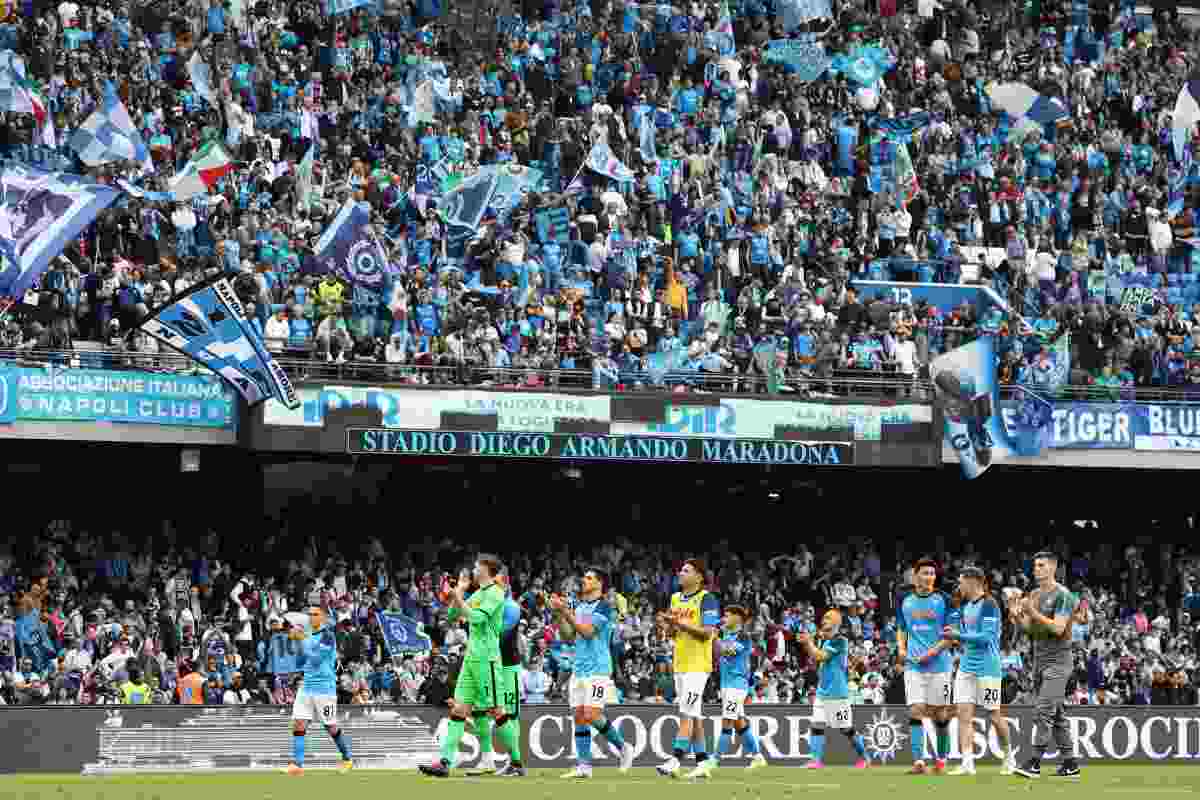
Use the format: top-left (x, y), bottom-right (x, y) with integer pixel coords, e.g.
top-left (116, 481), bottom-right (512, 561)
top-left (0, 0), bottom-right (1200, 398)
top-left (2, 523), bottom-right (1199, 707)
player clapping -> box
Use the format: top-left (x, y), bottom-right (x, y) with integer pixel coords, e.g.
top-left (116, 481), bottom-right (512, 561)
top-left (797, 610), bottom-right (871, 770)
top-left (940, 566), bottom-right (1016, 775)
top-left (713, 606), bottom-right (767, 771)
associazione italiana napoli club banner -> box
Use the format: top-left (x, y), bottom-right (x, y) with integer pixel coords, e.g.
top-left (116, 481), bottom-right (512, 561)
top-left (0, 366), bottom-right (234, 428)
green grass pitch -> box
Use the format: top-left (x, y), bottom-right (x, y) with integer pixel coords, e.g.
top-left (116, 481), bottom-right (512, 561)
top-left (2, 765), bottom-right (1197, 800)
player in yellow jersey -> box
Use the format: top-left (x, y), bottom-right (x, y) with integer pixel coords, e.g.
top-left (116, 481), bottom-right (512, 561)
top-left (655, 559), bottom-right (720, 780)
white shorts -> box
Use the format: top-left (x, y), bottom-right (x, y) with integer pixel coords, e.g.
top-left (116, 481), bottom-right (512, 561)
top-left (675, 672), bottom-right (711, 718)
top-left (904, 671), bottom-right (953, 708)
top-left (291, 691), bottom-right (337, 724)
top-left (954, 672), bottom-right (1003, 710)
top-left (812, 697), bottom-right (853, 728)
top-left (721, 688), bottom-right (748, 720)
top-left (569, 675), bottom-right (614, 709)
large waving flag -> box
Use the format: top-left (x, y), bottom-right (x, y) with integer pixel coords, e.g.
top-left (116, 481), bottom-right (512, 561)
top-left (438, 167), bottom-right (499, 238)
top-left (487, 163), bottom-right (543, 223)
top-left (69, 81), bottom-right (153, 172)
top-left (1173, 70), bottom-right (1200, 162)
top-left (895, 141), bottom-right (919, 205)
top-left (828, 45), bottom-right (895, 87)
top-left (314, 199), bottom-right (388, 289)
top-left (168, 140), bottom-right (232, 201)
top-left (987, 82), bottom-right (1069, 125)
top-left (0, 163), bottom-right (120, 300)
top-left (138, 276), bottom-right (299, 409)
top-left (870, 111), bottom-right (932, 143)
top-left (585, 141), bottom-right (635, 182)
top-left (187, 51), bottom-right (218, 109)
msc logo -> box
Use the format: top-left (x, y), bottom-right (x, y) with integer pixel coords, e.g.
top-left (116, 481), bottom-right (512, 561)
top-left (951, 433), bottom-right (971, 452)
top-left (651, 403), bottom-right (736, 436)
top-left (863, 710), bottom-right (906, 763)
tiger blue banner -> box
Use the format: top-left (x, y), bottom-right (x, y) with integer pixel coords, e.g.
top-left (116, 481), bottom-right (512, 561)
top-left (0, 366), bottom-right (234, 428)
top-left (324, 0), bottom-right (374, 15)
top-left (375, 611), bottom-right (431, 656)
top-left (996, 400), bottom-right (1200, 452)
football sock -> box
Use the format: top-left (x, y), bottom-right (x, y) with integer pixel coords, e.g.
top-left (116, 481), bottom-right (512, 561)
top-left (331, 729), bottom-right (352, 761)
top-left (475, 715), bottom-right (494, 759)
top-left (740, 725), bottom-right (760, 755)
top-left (292, 730), bottom-right (305, 766)
top-left (672, 736), bottom-right (689, 760)
top-left (593, 717), bottom-right (626, 749)
top-left (718, 730), bottom-right (734, 756)
top-left (440, 718), bottom-right (466, 767)
top-left (575, 727), bottom-right (593, 765)
top-left (496, 717), bottom-right (522, 765)
top-left (935, 720), bottom-right (951, 760)
top-left (811, 728), bottom-right (826, 762)
top-left (910, 720), bottom-right (925, 761)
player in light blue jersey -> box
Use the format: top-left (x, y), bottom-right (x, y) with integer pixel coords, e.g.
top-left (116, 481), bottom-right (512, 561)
top-left (286, 606), bottom-right (352, 775)
top-left (798, 610), bottom-right (870, 770)
top-left (550, 567), bottom-right (633, 778)
top-left (713, 606), bottom-right (766, 772)
top-left (942, 566), bottom-right (1015, 776)
top-left (897, 558), bottom-right (954, 774)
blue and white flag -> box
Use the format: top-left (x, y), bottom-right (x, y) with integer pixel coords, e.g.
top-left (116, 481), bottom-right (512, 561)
top-left (585, 141), bottom-right (635, 182)
top-left (829, 45), bottom-right (895, 87)
top-left (69, 81), bottom-right (153, 172)
top-left (1007, 385), bottom-right (1054, 457)
top-left (438, 167), bottom-right (498, 239)
top-left (987, 82), bottom-right (1069, 125)
top-left (138, 276), bottom-right (299, 409)
top-left (0, 162), bottom-right (121, 300)
top-left (1173, 70), bottom-right (1200, 162)
top-left (869, 111), bottom-right (932, 143)
top-left (639, 114), bottom-right (656, 163)
top-left (314, 200), bottom-right (388, 289)
top-left (763, 39), bottom-right (830, 82)
top-left (187, 51), bottom-right (218, 109)
top-left (779, 0), bottom-right (832, 30)
top-left (375, 611), bottom-right (432, 655)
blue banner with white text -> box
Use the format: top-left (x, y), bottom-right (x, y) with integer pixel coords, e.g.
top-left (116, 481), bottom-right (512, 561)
top-left (998, 400), bottom-right (1200, 452)
top-left (0, 366), bottom-right (234, 428)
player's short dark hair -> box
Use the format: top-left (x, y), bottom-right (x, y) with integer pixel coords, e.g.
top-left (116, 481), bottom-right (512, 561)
top-left (725, 604), bottom-right (752, 621)
top-left (1033, 551), bottom-right (1059, 564)
top-left (914, 557), bottom-right (939, 573)
top-left (476, 554), bottom-right (503, 577)
top-left (684, 558), bottom-right (708, 582)
top-left (960, 565), bottom-right (986, 580)
top-left (583, 566), bottom-right (609, 592)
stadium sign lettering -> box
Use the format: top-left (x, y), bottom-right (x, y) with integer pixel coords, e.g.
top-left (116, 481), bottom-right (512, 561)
top-left (348, 428), bottom-right (853, 466)
top-left (520, 706), bottom-right (1200, 768)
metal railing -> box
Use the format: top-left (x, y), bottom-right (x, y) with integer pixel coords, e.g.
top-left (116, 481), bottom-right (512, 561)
top-left (0, 347), bottom-right (932, 398)
top-left (8, 346), bottom-right (1200, 403)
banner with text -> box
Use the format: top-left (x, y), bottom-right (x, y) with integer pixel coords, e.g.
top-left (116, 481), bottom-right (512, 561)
top-left (260, 386), bottom-right (936, 466)
top-left (0, 366), bottom-right (235, 428)
top-left (996, 399), bottom-right (1200, 452)
top-left (1, 704), bottom-right (1198, 774)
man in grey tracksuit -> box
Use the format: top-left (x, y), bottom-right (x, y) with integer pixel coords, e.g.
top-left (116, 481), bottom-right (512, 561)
top-left (1012, 551), bottom-right (1080, 780)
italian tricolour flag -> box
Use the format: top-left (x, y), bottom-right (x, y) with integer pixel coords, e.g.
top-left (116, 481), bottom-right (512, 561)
top-left (169, 141), bottom-right (233, 201)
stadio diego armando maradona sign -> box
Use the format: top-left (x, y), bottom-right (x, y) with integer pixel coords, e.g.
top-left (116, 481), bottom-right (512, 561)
top-left (2, 704), bottom-right (1198, 774)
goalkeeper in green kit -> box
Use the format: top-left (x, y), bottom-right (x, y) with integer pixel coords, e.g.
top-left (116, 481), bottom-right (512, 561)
top-left (421, 555), bottom-right (506, 778)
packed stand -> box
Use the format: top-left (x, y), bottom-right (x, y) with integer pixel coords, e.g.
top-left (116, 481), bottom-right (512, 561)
top-left (0, 0), bottom-right (1198, 395)
top-left (2, 522), bottom-right (1198, 706)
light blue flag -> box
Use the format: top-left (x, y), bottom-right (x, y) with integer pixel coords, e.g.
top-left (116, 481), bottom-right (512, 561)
top-left (829, 45), bottom-right (895, 87)
top-left (68, 81), bottom-right (153, 172)
top-left (640, 114), bottom-right (656, 163)
top-left (779, 0), bottom-right (832, 30)
top-left (585, 141), bottom-right (635, 182)
top-left (0, 162), bottom-right (120, 299)
top-left (764, 39), bottom-right (831, 82)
